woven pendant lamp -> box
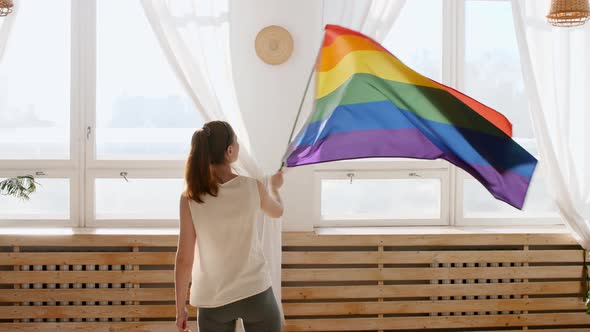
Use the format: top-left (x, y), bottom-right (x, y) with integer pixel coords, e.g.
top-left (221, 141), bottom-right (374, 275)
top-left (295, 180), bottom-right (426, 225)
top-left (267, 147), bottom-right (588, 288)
top-left (0, 0), bottom-right (13, 17)
top-left (547, 0), bottom-right (590, 27)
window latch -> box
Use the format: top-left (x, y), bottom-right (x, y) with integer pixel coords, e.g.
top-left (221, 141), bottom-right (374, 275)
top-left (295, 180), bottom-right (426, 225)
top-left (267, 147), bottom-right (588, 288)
top-left (347, 173), bottom-right (355, 184)
top-left (86, 126), bottom-right (92, 140)
top-left (120, 172), bottom-right (129, 182)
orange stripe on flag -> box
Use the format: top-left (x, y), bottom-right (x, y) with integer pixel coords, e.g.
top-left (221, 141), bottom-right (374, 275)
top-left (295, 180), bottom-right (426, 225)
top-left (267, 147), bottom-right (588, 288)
top-left (317, 34), bottom-right (389, 72)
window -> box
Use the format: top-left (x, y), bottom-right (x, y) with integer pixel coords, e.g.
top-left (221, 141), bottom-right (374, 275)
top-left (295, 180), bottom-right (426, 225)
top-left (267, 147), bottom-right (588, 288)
top-left (464, 0), bottom-right (530, 138)
top-left (84, 0), bottom-right (201, 226)
top-left (0, 178), bottom-right (69, 220)
top-left (458, 0), bottom-right (559, 224)
top-left (382, 0), bottom-right (443, 81)
top-left (95, 0), bottom-right (202, 160)
top-left (0, 171), bottom-right (75, 226)
top-left (0, 0), bottom-right (560, 229)
top-left (0, 1), bottom-right (196, 227)
top-left (89, 173), bottom-right (184, 227)
top-left (311, 0), bottom-right (560, 228)
top-left (317, 170), bottom-right (446, 227)
top-left (0, 0), bottom-right (77, 227)
top-left (314, 0), bottom-right (447, 227)
top-left (0, 0), bottom-right (71, 160)
top-left (461, 171), bottom-right (558, 221)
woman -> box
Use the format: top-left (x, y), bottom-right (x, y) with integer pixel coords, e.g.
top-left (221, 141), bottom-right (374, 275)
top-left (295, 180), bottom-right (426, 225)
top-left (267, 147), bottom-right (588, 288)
top-left (175, 120), bottom-right (284, 332)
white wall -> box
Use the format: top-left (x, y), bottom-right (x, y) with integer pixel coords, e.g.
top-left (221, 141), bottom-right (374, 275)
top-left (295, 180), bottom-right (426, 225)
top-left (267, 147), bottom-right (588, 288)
top-left (229, 0), bottom-right (323, 231)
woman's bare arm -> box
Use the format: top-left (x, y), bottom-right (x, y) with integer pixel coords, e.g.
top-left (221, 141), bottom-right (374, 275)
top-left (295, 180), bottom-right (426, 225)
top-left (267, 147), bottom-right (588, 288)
top-left (257, 171), bottom-right (284, 218)
top-left (175, 194), bottom-right (196, 331)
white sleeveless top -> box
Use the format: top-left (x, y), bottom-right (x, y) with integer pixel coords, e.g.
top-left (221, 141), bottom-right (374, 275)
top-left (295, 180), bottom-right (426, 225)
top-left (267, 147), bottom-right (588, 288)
top-left (187, 175), bottom-right (271, 307)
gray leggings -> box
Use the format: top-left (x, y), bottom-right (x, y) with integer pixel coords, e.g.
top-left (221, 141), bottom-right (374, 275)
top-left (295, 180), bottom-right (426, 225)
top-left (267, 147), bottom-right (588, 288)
top-left (197, 287), bottom-right (282, 332)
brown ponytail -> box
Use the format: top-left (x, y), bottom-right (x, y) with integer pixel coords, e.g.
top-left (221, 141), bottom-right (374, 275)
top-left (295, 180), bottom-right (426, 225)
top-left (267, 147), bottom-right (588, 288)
top-left (184, 121), bottom-right (235, 203)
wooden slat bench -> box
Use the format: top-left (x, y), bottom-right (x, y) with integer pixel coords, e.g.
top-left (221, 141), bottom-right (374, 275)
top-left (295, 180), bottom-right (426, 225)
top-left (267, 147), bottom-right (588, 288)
top-left (0, 232), bottom-right (587, 332)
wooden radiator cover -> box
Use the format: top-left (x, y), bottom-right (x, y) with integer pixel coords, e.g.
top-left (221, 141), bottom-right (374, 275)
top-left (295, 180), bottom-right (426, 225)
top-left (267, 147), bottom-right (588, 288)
top-left (0, 232), bottom-right (588, 332)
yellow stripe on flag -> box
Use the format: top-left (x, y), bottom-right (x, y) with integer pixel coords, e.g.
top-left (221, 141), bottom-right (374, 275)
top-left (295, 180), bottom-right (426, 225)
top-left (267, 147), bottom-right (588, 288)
top-left (316, 50), bottom-right (441, 99)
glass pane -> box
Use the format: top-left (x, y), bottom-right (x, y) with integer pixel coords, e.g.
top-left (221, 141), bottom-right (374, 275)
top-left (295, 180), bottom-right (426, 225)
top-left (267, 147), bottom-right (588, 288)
top-left (464, 0), bottom-right (532, 138)
top-left (321, 178), bottom-right (440, 220)
top-left (0, 0), bottom-right (71, 159)
top-left (0, 178), bottom-right (70, 219)
top-left (462, 2), bottom-right (558, 220)
top-left (95, 178), bottom-right (184, 219)
top-left (96, 0), bottom-right (203, 160)
top-left (462, 138), bottom-right (559, 220)
top-left (382, 0), bottom-right (443, 81)
top-left (463, 173), bottom-right (559, 219)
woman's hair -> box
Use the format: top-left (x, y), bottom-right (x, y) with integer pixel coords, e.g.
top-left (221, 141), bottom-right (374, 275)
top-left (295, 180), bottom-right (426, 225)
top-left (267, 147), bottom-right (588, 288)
top-left (184, 121), bottom-right (235, 203)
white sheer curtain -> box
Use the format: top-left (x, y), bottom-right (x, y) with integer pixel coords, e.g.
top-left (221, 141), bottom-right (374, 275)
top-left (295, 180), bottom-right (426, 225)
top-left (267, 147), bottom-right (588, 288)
top-left (0, 1), bottom-right (18, 62)
top-left (140, 1), bottom-right (272, 330)
top-left (512, 0), bottom-right (590, 248)
top-left (323, 0), bottom-right (406, 40)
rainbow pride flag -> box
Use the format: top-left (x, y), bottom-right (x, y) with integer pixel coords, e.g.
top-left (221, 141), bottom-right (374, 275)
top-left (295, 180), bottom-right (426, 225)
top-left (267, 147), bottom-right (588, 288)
top-left (284, 25), bottom-right (537, 209)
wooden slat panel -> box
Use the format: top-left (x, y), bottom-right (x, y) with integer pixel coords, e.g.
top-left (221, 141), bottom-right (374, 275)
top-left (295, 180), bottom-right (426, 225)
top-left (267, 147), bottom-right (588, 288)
top-left (284, 313), bottom-right (590, 331)
top-left (0, 288), bottom-right (176, 302)
top-left (282, 266), bottom-right (583, 282)
top-left (282, 250), bottom-right (583, 264)
top-left (10, 280), bottom-right (574, 303)
top-left (0, 322), bottom-right (193, 332)
top-left (1, 322), bottom-right (588, 332)
top-left (1, 232), bottom-right (585, 332)
top-left (0, 305), bottom-right (196, 319)
top-left (0, 271), bottom-right (174, 284)
top-left (0, 235), bottom-right (178, 247)
top-left (0, 252), bottom-right (175, 266)
top-left (282, 232), bottom-right (578, 246)
top-left (283, 298), bottom-right (585, 316)
top-left (282, 281), bottom-right (583, 300)
top-left (2, 232), bottom-right (578, 247)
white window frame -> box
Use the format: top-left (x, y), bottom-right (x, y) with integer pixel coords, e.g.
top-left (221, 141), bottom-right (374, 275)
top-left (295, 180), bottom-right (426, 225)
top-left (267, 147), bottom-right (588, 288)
top-left (312, 161), bottom-right (450, 227)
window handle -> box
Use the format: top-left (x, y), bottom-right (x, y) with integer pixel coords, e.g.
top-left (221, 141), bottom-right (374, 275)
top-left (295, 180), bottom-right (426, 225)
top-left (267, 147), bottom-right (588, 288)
top-left (347, 173), bottom-right (355, 184)
top-left (86, 126), bottom-right (92, 140)
top-left (120, 172), bottom-right (129, 182)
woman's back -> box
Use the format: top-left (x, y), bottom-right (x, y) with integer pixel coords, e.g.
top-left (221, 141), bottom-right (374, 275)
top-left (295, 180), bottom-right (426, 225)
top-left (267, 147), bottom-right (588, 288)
top-left (187, 175), bottom-right (271, 308)
top-left (175, 120), bottom-right (283, 331)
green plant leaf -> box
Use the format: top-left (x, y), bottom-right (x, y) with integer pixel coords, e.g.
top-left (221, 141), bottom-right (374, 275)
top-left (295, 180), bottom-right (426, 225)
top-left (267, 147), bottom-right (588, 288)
top-left (0, 175), bottom-right (39, 200)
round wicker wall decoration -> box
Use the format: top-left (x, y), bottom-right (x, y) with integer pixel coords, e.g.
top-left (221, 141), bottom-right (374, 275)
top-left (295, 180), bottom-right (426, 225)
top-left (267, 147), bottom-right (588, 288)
top-left (255, 25), bottom-right (293, 65)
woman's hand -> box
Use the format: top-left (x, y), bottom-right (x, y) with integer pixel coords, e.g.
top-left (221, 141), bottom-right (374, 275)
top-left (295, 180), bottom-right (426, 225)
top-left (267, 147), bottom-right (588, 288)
top-left (270, 171), bottom-right (284, 191)
top-left (176, 307), bottom-right (191, 332)
top-left (258, 171), bottom-right (285, 218)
